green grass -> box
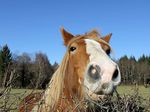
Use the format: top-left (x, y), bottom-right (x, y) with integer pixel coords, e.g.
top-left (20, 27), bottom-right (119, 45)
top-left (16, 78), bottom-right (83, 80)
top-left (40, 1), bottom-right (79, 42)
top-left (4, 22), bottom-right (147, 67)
top-left (117, 85), bottom-right (150, 99)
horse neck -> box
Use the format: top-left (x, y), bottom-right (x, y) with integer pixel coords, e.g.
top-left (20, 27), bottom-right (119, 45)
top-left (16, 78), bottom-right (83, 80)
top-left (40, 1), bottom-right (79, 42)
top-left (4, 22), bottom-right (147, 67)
top-left (60, 61), bottom-right (85, 109)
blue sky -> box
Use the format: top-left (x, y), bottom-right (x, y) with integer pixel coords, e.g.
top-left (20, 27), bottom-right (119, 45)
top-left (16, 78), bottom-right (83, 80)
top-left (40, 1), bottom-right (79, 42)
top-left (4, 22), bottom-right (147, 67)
top-left (0, 0), bottom-right (150, 64)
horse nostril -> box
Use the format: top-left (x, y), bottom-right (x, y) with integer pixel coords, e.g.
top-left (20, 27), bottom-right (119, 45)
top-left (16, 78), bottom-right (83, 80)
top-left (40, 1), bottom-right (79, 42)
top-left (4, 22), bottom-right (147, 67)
top-left (88, 64), bottom-right (101, 80)
top-left (102, 83), bottom-right (109, 89)
top-left (112, 68), bottom-right (119, 81)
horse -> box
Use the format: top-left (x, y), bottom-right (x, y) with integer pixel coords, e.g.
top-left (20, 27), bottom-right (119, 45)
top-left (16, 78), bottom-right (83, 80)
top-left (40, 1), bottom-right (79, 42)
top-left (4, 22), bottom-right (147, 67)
top-left (19, 28), bottom-right (121, 112)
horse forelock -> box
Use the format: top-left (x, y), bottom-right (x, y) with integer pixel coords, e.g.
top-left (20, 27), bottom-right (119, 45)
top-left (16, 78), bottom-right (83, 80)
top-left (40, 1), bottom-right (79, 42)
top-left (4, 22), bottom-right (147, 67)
top-left (67, 30), bottom-right (111, 52)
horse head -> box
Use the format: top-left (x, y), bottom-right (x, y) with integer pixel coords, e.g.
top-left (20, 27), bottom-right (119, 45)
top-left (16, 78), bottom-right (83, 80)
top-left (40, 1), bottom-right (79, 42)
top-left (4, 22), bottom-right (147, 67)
top-left (61, 28), bottom-right (121, 101)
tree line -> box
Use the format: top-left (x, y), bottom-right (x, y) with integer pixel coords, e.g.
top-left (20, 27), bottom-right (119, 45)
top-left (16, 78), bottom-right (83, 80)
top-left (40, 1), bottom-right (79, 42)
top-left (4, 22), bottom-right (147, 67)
top-left (119, 55), bottom-right (150, 85)
top-left (0, 45), bottom-right (150, 89)
top-left (0, 45), bottom-right (58, 89)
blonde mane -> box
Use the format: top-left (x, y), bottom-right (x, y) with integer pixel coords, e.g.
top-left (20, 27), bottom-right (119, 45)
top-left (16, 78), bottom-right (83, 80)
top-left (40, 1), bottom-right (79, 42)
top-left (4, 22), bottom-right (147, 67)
top-left (40, 52), bottom-right (69, 111)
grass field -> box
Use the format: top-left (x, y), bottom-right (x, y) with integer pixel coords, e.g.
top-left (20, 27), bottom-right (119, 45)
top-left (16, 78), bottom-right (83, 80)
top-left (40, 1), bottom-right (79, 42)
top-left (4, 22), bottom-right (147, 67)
top-left (117, 85), bottom-right (150, 99)
top-left (0, 85), bottom-right (149, 111)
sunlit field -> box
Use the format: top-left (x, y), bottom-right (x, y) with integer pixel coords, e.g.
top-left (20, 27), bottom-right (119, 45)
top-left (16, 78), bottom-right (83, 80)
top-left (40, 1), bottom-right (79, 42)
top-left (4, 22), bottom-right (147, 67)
top-left (117, 85), bottom-right (150, 99)
top-left (3, 85), bottom-right (149, 99)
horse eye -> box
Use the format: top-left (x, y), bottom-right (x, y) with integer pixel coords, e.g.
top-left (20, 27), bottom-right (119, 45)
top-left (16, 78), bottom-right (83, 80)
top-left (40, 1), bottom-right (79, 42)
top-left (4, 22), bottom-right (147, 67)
top-left (70, 46), bottom-right (76, 52)
top-left (106, 49), bottom-right (111, 55)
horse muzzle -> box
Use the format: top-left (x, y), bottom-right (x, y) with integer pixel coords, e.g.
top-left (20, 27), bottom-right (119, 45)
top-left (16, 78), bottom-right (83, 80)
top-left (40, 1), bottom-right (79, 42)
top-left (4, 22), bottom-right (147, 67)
top-left (84, 63), bottom-right (121, 100)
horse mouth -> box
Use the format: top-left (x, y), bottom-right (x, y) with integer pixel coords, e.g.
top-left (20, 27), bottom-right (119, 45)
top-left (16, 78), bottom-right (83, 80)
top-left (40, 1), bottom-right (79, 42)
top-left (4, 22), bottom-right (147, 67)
top-left (87, 89), bottom-right (114, 101)
top-left (87, 91), bottom-right (105, 100)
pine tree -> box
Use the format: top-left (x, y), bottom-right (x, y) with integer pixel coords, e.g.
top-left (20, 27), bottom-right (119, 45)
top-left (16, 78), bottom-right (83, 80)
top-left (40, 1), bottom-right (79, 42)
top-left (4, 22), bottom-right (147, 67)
top-left (0, 44), bottom-right (12, 87)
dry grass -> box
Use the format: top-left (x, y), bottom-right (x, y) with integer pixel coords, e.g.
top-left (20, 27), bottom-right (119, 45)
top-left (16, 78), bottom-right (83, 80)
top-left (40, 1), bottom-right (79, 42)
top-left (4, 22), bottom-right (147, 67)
top-left (0, 88), bottom-right (41, 112)
top-left (0, 85), bottom-right (149, 112)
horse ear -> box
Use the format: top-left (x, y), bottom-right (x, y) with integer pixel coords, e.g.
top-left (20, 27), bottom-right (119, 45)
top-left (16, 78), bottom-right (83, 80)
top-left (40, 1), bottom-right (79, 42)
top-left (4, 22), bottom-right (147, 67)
top-left (102, 33), bottom-right (112, 43)
top-left (60, 27), bottom-right (74, 46)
